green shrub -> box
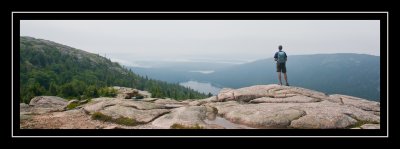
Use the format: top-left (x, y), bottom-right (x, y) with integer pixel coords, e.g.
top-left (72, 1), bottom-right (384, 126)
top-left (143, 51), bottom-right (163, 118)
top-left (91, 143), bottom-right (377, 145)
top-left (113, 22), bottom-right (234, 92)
top-left (98, 87), bottom-right (118, 97)
top-left (66, 102), bottom-right (80, 110)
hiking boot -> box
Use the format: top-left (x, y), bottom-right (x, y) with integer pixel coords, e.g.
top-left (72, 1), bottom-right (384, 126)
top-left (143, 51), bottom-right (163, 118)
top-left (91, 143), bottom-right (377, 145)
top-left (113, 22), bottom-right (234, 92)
top-left (286, 83), bottom-right (290, 86)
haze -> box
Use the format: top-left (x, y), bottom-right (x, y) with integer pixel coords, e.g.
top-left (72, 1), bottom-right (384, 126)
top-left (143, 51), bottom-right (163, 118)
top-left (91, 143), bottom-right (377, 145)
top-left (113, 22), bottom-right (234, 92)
top-left (20, 20), bottom-right (380, 66)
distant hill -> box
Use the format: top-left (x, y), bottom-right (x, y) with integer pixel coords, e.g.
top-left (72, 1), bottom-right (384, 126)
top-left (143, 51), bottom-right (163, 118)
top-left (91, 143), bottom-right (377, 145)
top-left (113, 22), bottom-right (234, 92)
top-left (130, 53), bottom-right (380, 101)
top-left (206, 53), bottom-right (380, 101)
top-left (19, 36), bottom-right (207, 103)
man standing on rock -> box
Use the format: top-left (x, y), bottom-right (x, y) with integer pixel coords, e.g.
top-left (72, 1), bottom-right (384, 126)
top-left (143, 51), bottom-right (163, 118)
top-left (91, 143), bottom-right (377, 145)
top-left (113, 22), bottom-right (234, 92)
top-left (274, 45), bottom-right (289, 86)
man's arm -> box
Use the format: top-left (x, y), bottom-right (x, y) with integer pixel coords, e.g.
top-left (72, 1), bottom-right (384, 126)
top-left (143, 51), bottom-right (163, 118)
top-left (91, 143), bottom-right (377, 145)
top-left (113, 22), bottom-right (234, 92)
top-left (285, 52), bottom-right (288, 61)
top-left (274, 52), bottom-right (278, 61)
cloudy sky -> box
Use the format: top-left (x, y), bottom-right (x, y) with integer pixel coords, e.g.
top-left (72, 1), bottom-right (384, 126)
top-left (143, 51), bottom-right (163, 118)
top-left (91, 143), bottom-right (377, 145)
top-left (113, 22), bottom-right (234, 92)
top-left (20, 20), bottom-right (380, 65)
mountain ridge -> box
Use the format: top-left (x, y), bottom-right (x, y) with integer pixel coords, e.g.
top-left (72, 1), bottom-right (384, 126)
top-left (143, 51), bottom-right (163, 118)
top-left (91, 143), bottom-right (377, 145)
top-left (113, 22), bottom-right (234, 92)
top-left (19, 36), bottom-right (208, 103)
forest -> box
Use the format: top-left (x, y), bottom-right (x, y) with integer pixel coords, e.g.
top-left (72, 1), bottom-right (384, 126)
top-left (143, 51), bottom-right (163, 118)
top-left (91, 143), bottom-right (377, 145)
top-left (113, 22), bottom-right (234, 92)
top-left (19, 36), bottom-right (208, 103)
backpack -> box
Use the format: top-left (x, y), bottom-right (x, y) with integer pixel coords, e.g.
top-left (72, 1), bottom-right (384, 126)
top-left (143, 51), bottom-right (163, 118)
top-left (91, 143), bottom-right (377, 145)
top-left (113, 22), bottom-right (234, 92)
top-left (277, 51), bottom-right (286, 63)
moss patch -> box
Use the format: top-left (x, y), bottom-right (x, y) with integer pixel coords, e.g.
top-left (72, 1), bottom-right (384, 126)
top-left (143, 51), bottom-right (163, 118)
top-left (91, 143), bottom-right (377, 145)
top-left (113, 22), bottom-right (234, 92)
top-left (91, 112), bottom-right (139, 126)
top-left (170, 123), bottom-right (204, 129)
top-left (91, 112), bottom-right (113, 122)
top-left (115, 117), bottom-right (137, 126)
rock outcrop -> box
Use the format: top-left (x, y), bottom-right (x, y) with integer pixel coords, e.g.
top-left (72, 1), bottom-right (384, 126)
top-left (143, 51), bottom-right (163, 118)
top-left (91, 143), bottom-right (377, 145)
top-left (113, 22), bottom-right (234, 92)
top-left (113, 86), bottom-right (139, 99)
top-left (20, 85), bottom-right (381, 129)
top-left (25, 96), bottom-right (68, 114)
top-left (206, 101), bottom-right (307, 128)
top-left (209, 85), bottom-right (380, 129)
top-left (188, 96), bottom-right (218, 106)
top-left (82, 98), bottom-right (170, 123)
top-left (151, 106), bottom-right (208, 128)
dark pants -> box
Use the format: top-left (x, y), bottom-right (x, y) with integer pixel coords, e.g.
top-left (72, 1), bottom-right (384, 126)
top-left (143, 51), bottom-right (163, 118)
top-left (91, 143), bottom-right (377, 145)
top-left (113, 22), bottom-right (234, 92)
top-left (276, 62), bottom-right (287, 73)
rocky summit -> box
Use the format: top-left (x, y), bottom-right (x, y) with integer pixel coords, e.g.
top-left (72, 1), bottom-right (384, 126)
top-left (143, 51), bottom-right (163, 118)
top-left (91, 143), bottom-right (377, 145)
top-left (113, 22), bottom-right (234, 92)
top-left (20, 84), bottom-right (380, 129)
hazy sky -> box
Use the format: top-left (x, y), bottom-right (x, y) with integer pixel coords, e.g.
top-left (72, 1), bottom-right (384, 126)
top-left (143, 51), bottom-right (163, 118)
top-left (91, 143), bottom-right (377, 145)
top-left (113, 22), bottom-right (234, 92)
top-left (20, 20), bottom-right (380, 66)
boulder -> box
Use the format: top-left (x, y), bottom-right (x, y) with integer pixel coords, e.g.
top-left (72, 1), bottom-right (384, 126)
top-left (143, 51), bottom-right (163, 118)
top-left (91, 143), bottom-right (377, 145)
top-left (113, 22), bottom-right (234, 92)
top-left (28, 96), bottom-right (68, 113)
top-left (82, 98), bottom-right (166, 114)
top-left (206, 99), bottom-right (379, 129)
top-left (206, 101), bottom-right (306, 128)
top-left (114, 86), bottom-right (139, 99)
top-left (29, 96), bottom-right (68, 108)
top-left (289, 109), bottom-right (358, 129)
top-left (151, 106), bottom-right (208, 128)
top-left (79, 98), bottom-right (171, 125)
top-left (99, 105), bottom-right (170, 123)
top-left (289, 101), bottom-right (380, 129)
top-left (216, 88), bottom-right (236, 102)
top-left (22, 109), bottom-right (128, 129)
top-left (216, 84), bottom-right (329, 102)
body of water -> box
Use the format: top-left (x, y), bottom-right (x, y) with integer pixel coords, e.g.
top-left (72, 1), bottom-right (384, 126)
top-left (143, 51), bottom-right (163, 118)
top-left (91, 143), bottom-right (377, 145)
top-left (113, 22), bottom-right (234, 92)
top-left (189, 70), bottom-right (215, 74)
top-left (179, 81), bottom-right (221, 95)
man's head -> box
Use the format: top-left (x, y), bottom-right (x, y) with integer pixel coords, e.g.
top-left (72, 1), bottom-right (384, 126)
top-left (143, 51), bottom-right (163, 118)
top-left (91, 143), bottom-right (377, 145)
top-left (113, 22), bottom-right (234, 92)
top-left (278, 45), bottom-right (283, 51)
